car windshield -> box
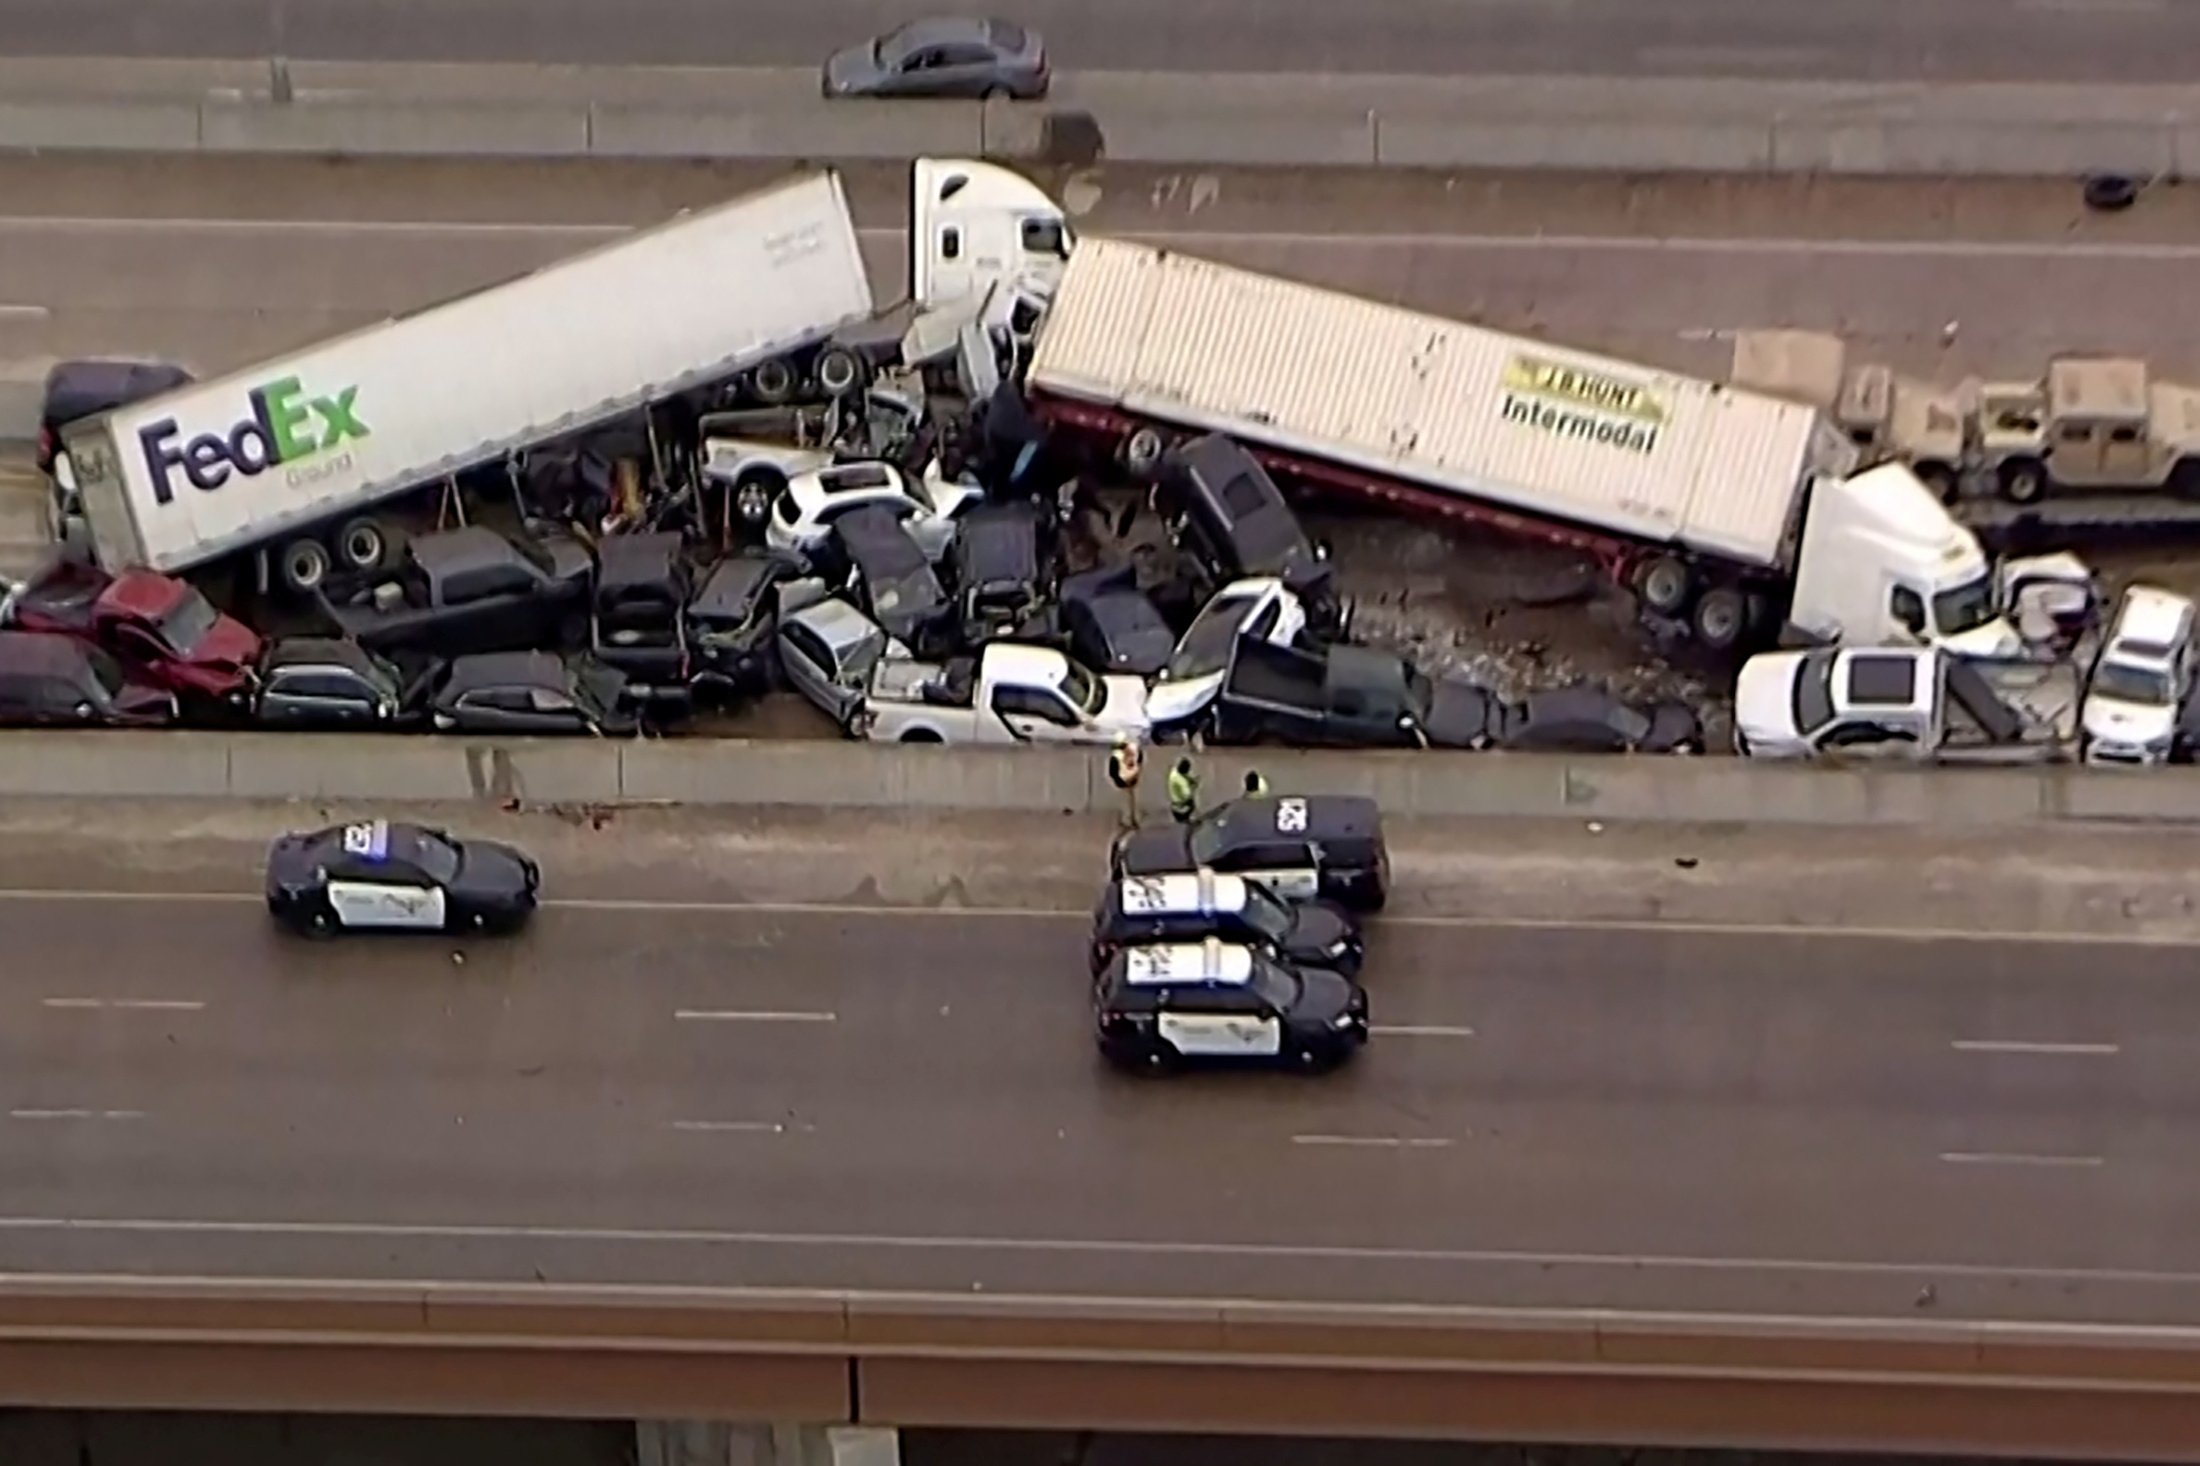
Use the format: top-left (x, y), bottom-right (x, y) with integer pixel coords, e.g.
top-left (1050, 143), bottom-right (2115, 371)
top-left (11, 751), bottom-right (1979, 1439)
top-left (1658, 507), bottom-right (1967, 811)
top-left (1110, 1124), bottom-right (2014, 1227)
top-left (1186, 812), bottom-right (1233, 867)
top-left (1933, 576), bottom-right (1999, 637)
top-left (2093, 661), bottom-right (2175, 706)
top-left (83, 645), bottom-right (130, 697)
top-left (1246, 960), bottom-right (1299, 1012)
top-left (408, 830), bottom-right (462, 885)
top-left (1059, 659), bottom-right (1103, 715)
top-left (1236, 881), bottom-right (1296, 942)
top-left (1792, 650), bottom-right (1839, 734)
top-left (1164, 595), bottom-right (1258, 681)
top-left (155, 589), bottom-right (220, 654)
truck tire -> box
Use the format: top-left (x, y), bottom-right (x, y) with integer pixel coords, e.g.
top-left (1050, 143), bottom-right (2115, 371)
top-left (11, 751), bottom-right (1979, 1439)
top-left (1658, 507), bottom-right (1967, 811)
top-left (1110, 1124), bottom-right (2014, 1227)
top-left (751, 358), bottom-right (798, 405)
top-left (814, 346), bottom-right (864, 399)
top-left (336, 517), bottom-right (387, 572)
top-left (1998, 459), bottom-right (2047, 504)
top-left (279, 538), bottom-right (332, 594)
top-left (1632, 555), bottom-right (1691, 616)
top-left (1692, 587), bottom-right (1748, 650)
top-left (1120, 427), bottom-right (1167, 478)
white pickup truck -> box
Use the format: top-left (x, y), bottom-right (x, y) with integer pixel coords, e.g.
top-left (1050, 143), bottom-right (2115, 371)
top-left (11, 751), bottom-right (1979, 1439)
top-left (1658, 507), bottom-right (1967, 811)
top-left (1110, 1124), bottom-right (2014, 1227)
top-left (1733, 645), bottom-right (2081, 764)
top-left (854, 642), bottom-right (1151, 746)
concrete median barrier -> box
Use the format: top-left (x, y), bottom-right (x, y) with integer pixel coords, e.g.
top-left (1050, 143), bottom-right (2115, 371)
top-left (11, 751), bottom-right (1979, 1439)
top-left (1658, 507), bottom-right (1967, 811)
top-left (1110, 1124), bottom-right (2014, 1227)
top-left (12, 731), bottom-right (2200, 826)
top-left (3, 57), bottom-right (2200, 176)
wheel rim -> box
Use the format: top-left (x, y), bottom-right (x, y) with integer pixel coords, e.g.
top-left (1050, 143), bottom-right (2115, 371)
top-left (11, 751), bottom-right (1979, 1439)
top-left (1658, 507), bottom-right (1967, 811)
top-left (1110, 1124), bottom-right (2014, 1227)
top-left (341, 524), bottom-right (384, 568)
top-left (1697, 593), bottom-right (1742, 645)
top-left (283, 542), bottom-right (329, 591)
top-left (736, 481), bottom-right (773, 522)
top-left (1639, 559), bottom-right (1689, 613)
top-left (817, 352), bottom-right (859, 396)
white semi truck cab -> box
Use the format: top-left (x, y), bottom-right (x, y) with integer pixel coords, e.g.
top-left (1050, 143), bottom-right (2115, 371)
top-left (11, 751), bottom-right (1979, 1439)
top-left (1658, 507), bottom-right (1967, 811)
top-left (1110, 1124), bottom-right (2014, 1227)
top-left (1783, 463), bottom-right (2019, 657)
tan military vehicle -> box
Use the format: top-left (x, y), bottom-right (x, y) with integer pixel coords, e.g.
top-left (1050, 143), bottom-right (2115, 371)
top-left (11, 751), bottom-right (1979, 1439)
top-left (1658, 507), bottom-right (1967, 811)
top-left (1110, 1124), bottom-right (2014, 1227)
top-left (1730, 330), bottom-right (2200, 504)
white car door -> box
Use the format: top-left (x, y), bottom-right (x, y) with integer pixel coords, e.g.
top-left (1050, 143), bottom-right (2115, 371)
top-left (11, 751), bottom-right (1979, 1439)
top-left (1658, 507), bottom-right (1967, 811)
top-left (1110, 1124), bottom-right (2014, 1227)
top-left (325, 878), bottom-right (447, 930)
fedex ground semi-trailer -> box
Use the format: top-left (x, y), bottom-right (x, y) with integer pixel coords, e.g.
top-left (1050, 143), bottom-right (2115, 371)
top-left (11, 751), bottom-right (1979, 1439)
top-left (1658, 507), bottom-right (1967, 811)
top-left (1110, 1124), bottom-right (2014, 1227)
top-left (57, 171), bottom-right (879, 596)
top-left (1023, 237), bottom-right (2018, 654)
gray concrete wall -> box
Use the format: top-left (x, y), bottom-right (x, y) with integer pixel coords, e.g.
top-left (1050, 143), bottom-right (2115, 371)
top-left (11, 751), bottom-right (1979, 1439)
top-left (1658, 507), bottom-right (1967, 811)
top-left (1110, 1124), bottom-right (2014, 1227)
top-left (3, 730), bottom-right (2194, 826)
top-left (0, 58), bottom-right (2190, 176)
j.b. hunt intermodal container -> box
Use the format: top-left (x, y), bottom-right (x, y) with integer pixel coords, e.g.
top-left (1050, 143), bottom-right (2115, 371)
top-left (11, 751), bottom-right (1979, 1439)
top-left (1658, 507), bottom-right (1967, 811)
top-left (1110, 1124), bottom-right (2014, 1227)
top-left (1025, 235), bottom-right (1853, 574)
top-left (61, 171), bottom-right (874, 577)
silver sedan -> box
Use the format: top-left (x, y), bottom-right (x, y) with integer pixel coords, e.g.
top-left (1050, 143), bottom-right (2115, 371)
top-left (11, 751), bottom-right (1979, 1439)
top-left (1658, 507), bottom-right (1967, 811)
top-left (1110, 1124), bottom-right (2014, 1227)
top-left (822, 17), bottom-right (1049, 100)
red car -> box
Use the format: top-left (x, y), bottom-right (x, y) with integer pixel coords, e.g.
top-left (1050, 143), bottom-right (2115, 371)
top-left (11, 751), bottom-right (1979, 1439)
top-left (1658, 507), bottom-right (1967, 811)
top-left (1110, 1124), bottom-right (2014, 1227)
top-left (6, 561), bottom-right (261, 703)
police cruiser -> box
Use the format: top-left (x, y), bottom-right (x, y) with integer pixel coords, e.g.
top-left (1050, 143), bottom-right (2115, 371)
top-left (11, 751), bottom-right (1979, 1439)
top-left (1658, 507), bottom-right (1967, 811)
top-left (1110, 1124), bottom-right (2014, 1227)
top-left (265, 819), bottom-right (541, 938)
top-left (1094, 937), bottom-right (1369, 1073)
top-left (1110, 794), bottom-right (1389, 912)
top-left (1092, 871), bottom-right (1363, 977)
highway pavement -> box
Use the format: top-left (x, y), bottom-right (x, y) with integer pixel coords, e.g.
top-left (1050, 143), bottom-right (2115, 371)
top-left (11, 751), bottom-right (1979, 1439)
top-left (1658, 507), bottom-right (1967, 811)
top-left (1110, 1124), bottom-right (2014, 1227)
top-left (3, 800), bottom-right (2200, 1327)
top-left (3, 156), bottom-right (2196, 388)
top-left (0, 0), bottom-right (2187, 82)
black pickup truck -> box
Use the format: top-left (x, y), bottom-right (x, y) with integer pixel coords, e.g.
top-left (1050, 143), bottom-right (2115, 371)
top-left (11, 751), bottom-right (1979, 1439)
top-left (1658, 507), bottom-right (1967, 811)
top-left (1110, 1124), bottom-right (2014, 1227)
top-left (320, 526), bottom-right (593, 660)
top-left (1209, 636), bottom-right (1498, 748)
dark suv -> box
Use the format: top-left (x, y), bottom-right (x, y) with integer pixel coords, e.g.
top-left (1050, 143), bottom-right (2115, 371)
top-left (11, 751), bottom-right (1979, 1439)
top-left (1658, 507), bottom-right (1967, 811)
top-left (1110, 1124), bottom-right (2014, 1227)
top-left (1159, 434), bottom-right (1339, 629)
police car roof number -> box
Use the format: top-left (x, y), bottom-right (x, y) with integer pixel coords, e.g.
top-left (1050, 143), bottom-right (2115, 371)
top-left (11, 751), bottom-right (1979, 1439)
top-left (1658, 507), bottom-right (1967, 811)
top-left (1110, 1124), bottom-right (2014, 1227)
top-left (341, 820), bottom-right (391, 860)
top-left (1275, 798), bottom-right (1309, 834)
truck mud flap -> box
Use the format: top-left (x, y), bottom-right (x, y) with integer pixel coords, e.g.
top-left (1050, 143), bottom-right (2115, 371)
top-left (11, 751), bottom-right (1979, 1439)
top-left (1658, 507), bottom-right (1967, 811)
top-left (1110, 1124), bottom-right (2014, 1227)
top-left (1944, 657), bottom-right (2025, 744)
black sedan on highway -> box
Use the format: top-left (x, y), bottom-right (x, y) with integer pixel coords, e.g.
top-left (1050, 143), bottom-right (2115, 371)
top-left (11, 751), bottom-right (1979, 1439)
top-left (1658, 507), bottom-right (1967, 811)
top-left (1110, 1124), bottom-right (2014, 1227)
top-left (265, 819), bottom-right (541, 938)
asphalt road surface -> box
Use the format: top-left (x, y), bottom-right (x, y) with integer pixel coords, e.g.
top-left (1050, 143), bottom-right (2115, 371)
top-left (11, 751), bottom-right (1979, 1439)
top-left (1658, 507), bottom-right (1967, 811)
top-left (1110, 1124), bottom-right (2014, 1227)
top-left (4, 156), bottom-right (2196, 385)
top-left (1, 0), bottom-right (2188, 82)
top-left (3, 842), bottom-right (2199, 1327)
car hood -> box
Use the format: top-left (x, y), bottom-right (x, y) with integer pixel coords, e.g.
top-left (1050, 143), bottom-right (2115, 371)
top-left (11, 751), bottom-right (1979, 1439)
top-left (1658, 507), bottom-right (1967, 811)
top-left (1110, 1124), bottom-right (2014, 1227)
top-left (1111, 825), bottom-right (1192, 876)
top-left (1295, 968), bottom-right (1363, 1025)
top-left (1145, 671), bottom-right (1222, 728)
top-left (197, 619), bottom-right (263, 673)
top-left (1287, 902), bottom-right (1358, 959)
top-left (2083, 696), bottom-right (2176, 747)
top-left (1732, 655), bottom-right (1805, 750)
top-left (1094, 675), bottom-right (1152, 733)
top-left (454, 839), bottom-right (539, 897)
top-left (823, 45), bottom-right (880, 91)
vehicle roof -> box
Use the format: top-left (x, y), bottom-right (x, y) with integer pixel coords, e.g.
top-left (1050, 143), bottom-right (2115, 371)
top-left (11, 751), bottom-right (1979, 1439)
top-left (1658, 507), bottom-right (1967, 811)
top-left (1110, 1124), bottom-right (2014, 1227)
top-left (981, 642), bottom-right (1069, 685)
top-left (263, 637), bottom-right (383, 673)
top-left (2107, 585), bottom-right (2195, 660)
top-left (800, 461), bottom-right (902, 504)
top-left (1120, 938), bottom-right (1256, 987)
top-left (786, 592), bottom-right (884, 650)
top-left (300, 818), bottom-right (447, 869)
top-left (441, 649), bottom-right (568, 693)
top-left (1835, 648), bottom-right (1933, 709)
top-left (832, 504), bottom-right (930, 573)
top-left (691, 552), bottom-right (797, 616)
top-left (1210, 794), bottom-right (1381, 843)
top-left (100, 568), bottom-right (189, 616)
top-left (953, 503), bottom-right (1041, 577)
top-left (0, 628), bottom-right (98, 675)
top-left (1117, 871), bottom-right (1252, 918)
top-left (42, 358), bottom-right (193, 425)
top-left (885, 15), bottom-right (1000, 50)
top-left (594, 532), bottom-right (685, 592)
top-left (410, 525), bottom-right (525, 571)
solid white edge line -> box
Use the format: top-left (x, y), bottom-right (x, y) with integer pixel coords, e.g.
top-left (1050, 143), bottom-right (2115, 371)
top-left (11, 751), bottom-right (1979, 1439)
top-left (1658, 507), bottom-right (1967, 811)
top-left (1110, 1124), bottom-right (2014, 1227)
top-left (1369, 1024), bottom-right (1477, 1038)
top-left (8, 1109), bottom-right (143, 1121)
top-left (0, 887), bottom-right (2185, 947)
top-left (674, 1009), bottom-right (837, 1023)
top-left (666, 1120), bottom-right (785, 1134)
top-left (1291, 1134), bottom-right (1455, 1149)
top-left (1949, 1039), bottom-right (2121, 1056)
top-left (1939, 1151), bottom-right (2106, 1168)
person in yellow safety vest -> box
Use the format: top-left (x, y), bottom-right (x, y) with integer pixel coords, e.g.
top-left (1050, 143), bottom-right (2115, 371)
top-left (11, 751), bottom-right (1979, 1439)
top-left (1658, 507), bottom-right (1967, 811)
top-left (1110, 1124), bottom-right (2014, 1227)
top-left (1242, 769), bottom-right (1270, 798)
top-left (1167, 758), bottom-right (1200, 824)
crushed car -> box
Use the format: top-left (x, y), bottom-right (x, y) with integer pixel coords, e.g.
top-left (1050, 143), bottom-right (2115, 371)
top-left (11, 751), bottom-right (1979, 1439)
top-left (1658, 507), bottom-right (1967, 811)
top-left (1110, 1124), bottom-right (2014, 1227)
top-left (321, 525), bottom-right (593, 659)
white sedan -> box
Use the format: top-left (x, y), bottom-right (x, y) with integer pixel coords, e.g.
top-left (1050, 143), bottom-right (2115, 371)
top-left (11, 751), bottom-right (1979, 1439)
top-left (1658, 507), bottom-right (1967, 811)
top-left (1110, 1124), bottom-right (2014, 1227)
top-left (763, 459), bottom-right (982, 563)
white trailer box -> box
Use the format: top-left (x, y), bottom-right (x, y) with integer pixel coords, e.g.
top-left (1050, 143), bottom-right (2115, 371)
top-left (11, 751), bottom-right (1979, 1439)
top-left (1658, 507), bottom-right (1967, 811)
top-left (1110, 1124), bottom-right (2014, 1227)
top-left (62, 171), bottom-right (873, 578)
top-left (1026, 236), bottom-right (1847, 572)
